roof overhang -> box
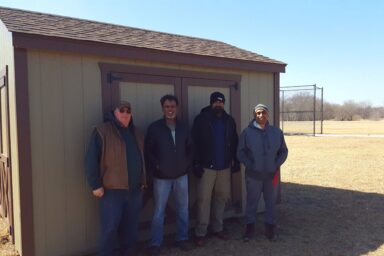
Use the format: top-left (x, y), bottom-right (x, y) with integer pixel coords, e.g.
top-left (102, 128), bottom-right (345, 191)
top-left (12, 32), bottom-right (286, 73)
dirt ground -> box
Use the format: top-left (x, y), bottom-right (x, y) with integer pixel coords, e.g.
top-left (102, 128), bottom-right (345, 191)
top-left (1, 133), bottom-right (384, 256)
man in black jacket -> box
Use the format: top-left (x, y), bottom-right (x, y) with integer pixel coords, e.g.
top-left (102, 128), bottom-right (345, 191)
top-left (192, 91), bottom-right (240, 246)
top-left (145, 94), bottom-right (193, 255)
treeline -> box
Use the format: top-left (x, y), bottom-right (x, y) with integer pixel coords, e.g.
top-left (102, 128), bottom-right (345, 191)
top-left (281, 93), bottom-right (384, 121)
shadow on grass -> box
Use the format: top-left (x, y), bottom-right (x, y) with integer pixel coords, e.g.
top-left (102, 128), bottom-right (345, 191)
top-left (85, 182), bottom-right (384, 256)
top-left (158, 182), bottom-right (384, 256)
top-left (274, 182), bottom-right (384, 256)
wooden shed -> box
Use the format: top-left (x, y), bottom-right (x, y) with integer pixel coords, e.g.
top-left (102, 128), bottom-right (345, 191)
top-left (0, 6), bottom-right (286, 256)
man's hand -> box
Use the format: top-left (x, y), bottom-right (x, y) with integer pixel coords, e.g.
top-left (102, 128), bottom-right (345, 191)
top-left (92, 187), bottom-right (104, 198)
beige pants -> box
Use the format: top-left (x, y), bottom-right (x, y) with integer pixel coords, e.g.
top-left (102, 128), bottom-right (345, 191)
top-left (195, 168), bottom-right (231, 237)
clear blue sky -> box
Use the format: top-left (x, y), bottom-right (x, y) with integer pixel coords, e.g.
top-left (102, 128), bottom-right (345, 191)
top-left (1, 0), bottom-right (383, 106)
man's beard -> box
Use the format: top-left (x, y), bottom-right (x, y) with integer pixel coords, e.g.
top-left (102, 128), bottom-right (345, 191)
top-left (213, 106), bottom-right (224, 115)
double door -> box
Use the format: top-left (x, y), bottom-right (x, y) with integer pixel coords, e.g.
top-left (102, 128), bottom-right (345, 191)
top-left (100, 64), bottom-right (242, 229)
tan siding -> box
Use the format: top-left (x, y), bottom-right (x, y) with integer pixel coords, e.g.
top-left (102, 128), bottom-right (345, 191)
top-left (61, 54), bottom-right (87, 253)
top-left (40, 52), bottom-right (67, 255)
top-left (28, 52), bottom-right (103, 255)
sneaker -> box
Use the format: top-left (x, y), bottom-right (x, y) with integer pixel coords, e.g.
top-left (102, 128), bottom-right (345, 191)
top-left (194, 236), bottom-right (206, 247)
top-left (243, 223), bottom-right (255, 242)
top-left (147, 245), bottom-right (161, 256)
top-left (213, 230), bottom-right (230, 240)
top-left (174, 240), bottom-right (194, 251)
top-left (265, 223), bottom-right (277, 241)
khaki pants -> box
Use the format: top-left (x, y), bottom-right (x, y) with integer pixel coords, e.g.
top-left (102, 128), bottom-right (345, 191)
top-left (195, 168), bottom-right (231, 237)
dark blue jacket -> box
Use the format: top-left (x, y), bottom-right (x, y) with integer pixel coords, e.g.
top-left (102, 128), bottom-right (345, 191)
top-left (145, 117), bottom-right (193, 179)
top-left (192, 106), bottom-right (239, 170)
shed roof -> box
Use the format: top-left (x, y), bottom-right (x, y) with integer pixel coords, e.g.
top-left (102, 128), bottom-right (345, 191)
top-left (0, 6), bottom-right (286, 71)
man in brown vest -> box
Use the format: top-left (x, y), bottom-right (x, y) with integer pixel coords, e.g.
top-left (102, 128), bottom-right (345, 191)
top-left (85, 101), bottom-right (146, 256)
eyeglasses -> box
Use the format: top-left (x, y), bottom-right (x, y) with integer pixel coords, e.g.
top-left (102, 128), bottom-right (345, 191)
top-left (119, 108), bottom-right (131, 114)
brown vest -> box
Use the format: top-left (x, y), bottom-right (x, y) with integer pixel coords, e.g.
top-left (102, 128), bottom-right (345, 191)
top-left (96, 122), bottom-right (145, 189)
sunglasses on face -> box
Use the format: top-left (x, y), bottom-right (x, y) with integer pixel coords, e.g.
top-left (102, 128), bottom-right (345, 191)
top-left (119, 107), bottom-right (131, 114)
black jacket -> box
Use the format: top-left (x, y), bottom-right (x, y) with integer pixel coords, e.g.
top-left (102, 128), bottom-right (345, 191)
top-left (145, 117), bottom-right (193, 179)
top-left (192, 106), bottom-right (239, 170)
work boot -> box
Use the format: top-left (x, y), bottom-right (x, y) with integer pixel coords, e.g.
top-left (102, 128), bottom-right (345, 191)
top-left (243, 223), bottom-right (255, 242)
top-left (265, 223), bottom-right (277, 241)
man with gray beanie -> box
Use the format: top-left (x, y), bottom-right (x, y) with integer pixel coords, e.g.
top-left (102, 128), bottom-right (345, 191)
top-left (237, 103), bottom-right (288, 242)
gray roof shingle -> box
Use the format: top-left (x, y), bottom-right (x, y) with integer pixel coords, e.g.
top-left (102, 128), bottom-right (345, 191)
top-left (0, 6), bottom-right (285, 65)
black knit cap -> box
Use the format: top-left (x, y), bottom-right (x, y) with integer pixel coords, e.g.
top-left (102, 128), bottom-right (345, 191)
top-left (210, 91), bottom-right (225, 104)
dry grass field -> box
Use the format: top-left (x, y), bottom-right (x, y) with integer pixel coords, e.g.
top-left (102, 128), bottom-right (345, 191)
top-left (281, 119), bottom-right (384, 135)
top-left (1, 121), bottom-right (384, 256)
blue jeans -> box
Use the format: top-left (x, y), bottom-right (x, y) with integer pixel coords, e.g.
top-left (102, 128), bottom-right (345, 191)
top-left (99, 188), bottom-right (142, 256)
top-left (150, 174), bottom-right (189, 247)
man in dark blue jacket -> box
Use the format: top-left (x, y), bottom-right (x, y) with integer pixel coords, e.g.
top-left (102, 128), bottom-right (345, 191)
top-left (145, 94), bottom-right (193, 255)
top-left (192, 91), bottom-right (240, 246)
top-left (237, 103), bottom-right (288, 242)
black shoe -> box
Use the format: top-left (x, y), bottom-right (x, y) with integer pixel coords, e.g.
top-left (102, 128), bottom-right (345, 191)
top-left (174, 240), bottom-right (194, 251)
top-left (265, 223), bottom-right (277, 241)
top-left (243, 223), bottom-right (255, 242)
top-left (147, 245), bottom-right (161, 256)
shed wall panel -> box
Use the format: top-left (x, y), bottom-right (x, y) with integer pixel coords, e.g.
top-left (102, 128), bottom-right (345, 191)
top-left (27, 49), bottom-right (276, 255)
top-left (61, 54), bottom-right (87, 253)
top-left (40, 52), bottom-right (67, 255)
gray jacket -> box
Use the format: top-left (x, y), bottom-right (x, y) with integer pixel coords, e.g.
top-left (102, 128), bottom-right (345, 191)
top-left (237, 120), bottom-right (288, 180)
